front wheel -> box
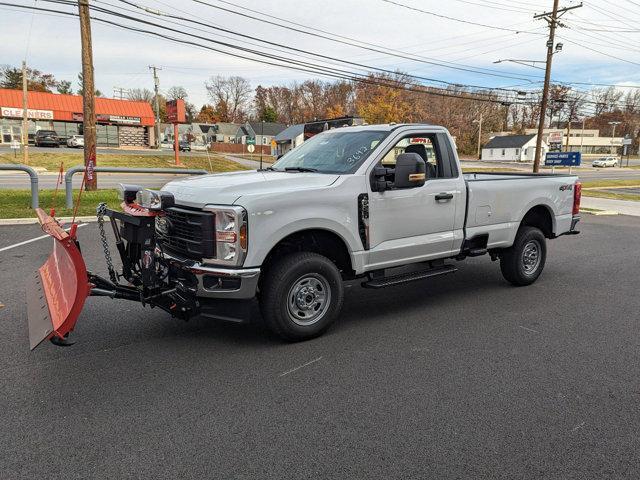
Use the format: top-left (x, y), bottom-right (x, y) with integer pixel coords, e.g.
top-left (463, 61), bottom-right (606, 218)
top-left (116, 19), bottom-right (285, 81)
top-left (259, 252), bottom-right (344, 341)
top-left (500, 226), bottom-right (547, 286)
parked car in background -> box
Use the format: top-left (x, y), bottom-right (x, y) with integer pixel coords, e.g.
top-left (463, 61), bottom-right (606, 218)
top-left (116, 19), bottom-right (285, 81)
top-left (179, 140), bottom-right (191, 152)
top-left (34, 130), bottom-right (59, 147)
top-left (66, 135), bottom-right (85, 148)
top-left (592, 156), bottom-right (618, 168)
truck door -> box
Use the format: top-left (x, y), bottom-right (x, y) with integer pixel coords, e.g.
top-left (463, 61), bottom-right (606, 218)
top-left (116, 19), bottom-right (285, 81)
top-left (365, 132), bottom-right (463, 270)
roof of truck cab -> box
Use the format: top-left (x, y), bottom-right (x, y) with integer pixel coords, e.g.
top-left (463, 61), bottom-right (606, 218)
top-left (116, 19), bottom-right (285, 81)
top-left (322, 123), bottom-right (444, 133)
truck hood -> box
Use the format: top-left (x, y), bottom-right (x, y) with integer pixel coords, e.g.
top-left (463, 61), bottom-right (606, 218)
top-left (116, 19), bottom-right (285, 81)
top-left (162, 170), bottom-right (340, 208)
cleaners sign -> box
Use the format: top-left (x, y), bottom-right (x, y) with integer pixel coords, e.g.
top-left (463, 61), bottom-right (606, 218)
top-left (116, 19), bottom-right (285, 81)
top-left (1, 107), bottom-right (53, 120)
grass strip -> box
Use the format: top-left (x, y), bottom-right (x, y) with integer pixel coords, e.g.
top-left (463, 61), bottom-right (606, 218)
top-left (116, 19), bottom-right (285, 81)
top-left (0, 189), bottom-right (121, 219)
top-left (582, 190), bottom-right (640, 202)
top-left (0, 152), bottom-right (248, 172)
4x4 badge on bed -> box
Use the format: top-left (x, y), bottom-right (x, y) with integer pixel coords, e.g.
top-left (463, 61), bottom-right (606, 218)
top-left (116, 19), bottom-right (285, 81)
top-left (559, 184), bottom-right (573, 191)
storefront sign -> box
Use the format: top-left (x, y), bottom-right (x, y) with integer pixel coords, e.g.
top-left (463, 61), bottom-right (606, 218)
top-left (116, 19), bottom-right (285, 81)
top-left (109, 115), bottom-right (141, 124)
top-left (166, 99), bottom-right (186, 123)
top-left (1, 107), bottom-right (53, 120)
top-left (545, 151), bottom-right (581, 166)
top-left (72, 112), bottom-right (141, 125)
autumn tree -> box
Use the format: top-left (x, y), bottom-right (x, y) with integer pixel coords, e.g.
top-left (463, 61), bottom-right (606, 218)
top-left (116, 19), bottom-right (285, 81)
top-left (355, 73), bottom-right (413, 124)
top-left (196, 104), bottom-right (218, 123)
top-left (0, 65), bottom-right (58, 92)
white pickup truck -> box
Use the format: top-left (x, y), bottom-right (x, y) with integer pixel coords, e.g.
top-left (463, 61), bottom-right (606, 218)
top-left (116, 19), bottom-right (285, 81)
top-left (27, 123), bottom-right (582, 349)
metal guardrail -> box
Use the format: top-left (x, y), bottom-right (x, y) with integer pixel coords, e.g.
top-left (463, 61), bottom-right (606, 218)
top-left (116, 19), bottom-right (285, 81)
top-left (65, 166), bottom-right (208, 208)
top-left (0, 164), bottom-right (39, 209)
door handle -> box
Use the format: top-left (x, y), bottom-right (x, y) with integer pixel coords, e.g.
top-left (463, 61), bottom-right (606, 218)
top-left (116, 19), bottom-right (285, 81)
top-left (435, 192), bottom-right (454, 201)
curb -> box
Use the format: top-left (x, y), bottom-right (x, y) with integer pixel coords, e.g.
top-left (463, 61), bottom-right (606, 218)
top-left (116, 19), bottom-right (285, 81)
top-left (580, 208), bottom-right (619, 216)
top-left (0, 216), bottom-right (97, 226)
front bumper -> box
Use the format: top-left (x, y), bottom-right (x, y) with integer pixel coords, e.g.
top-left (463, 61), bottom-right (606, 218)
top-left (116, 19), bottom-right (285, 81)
top-left (160, 250), bottom-right (260, 299)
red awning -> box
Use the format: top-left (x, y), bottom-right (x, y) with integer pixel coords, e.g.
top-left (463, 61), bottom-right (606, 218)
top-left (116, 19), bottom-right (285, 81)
top-left (0, 88), bottom-right (155, 126)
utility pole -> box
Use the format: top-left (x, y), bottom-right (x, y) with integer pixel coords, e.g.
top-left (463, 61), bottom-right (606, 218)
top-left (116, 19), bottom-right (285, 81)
top-left (78, 0), bottom-right (97, 190)
top-left (474, 113), bottom-right (483, 159)
top-left (502, 102), bottom-right (511, 132)
top-left (532, 1), bottom-right (582, 172)
top-left (149, 65), bottom-right (162, 148)
top-left (21, 61), bottom-right (29, 165)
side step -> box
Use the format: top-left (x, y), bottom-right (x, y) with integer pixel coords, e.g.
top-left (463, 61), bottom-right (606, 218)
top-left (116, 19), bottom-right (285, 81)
top-left (362, 264), bottom-right (457, 289)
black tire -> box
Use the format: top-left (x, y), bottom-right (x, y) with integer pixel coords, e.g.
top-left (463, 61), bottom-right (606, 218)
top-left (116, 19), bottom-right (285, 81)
top-left (500, 226), bottom-right (546, 286)
top-left (259, 252), bottom-right (344, 341)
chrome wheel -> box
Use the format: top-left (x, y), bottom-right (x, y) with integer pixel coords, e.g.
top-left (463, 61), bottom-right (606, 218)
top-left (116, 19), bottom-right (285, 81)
top-left (522, 239), bottom-right (541, 275)
top-left (287, 273), bottom-right (331, 326)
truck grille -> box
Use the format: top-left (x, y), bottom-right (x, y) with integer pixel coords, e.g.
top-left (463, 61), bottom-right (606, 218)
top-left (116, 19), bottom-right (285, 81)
top-left (157, 207), bottom-right (215, 260)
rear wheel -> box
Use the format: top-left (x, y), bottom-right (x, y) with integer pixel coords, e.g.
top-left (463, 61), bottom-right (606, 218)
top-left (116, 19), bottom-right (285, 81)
top-left (500, 226), bottom-right (546, 286)
top-left (259, 252), bottom-right (344, 341)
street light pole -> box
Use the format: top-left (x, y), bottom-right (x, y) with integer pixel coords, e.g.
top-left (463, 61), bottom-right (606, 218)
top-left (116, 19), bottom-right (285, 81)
top-left (609, 121), bottom-right (621, 162)
top-left (260, 120), bottom-right (264, 169)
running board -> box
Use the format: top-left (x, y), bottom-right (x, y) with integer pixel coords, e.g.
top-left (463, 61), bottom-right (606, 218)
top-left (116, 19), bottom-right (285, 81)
top-left (361, 264), bottom-right (457, 289)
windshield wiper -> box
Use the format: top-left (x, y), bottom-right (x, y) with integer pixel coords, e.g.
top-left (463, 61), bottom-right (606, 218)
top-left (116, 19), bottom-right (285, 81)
top-left (259, 166), bottom-right (277, 171)
top-left (284, 167), bottom-right (318, 172)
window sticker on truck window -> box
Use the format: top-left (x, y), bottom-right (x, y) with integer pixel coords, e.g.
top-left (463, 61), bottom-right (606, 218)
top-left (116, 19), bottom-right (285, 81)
top-left (346, 146), bottom-right (369, 165)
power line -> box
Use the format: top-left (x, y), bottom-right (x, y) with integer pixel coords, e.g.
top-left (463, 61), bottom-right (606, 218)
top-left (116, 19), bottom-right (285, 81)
top-left (3, 1), bottom-right (527, 106)
top-left (187, 0), bottom-right (547, 80)
top-left (379, 0), bottom-right (545, 33)
top-left (112, 0), bottom-right (537, 90)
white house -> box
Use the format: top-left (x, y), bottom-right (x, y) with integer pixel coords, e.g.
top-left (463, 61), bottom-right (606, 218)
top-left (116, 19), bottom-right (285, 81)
top-left (274, 123), bottom-right (304, 157)
top-left (481, 134), bottom-right (547, 162)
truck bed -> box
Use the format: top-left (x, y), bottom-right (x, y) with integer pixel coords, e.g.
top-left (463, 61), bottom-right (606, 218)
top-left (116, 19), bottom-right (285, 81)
top-left (462, 172), bottom-right (578, 249)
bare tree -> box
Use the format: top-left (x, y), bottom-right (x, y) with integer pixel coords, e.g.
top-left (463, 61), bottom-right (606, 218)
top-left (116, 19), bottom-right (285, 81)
top-left (128, 88), bottom-right (154, 103)
top-left (205, 75), bottom-right (252, 123)
top-left (167, 85), bottom-right (188, 100)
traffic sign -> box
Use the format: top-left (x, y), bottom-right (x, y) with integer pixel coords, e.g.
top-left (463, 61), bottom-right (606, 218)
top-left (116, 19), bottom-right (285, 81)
top-left (545, 151), bottom-right (581, 166)
top-left (247, 144), bottom-right (255, 153)
top-left (246, 137), bottom-right (256, 145)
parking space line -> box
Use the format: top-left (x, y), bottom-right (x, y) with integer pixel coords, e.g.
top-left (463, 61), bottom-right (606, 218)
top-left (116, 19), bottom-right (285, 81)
top-left (0, 223), bottom-right (88, 253)
top-left (279, 356), bottom-right (324, 377)
top-left (519, 325), bottom-right (540, 334)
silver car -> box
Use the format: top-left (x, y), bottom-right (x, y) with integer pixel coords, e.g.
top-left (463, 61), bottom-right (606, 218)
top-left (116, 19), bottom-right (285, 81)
top-left (592, 156), bottom-right (618, 167)
top-left (66, 135), bottom-right (85, 148)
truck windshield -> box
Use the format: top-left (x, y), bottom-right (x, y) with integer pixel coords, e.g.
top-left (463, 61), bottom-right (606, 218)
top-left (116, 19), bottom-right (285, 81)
top-left (272, 130), bottom-right (389, 174)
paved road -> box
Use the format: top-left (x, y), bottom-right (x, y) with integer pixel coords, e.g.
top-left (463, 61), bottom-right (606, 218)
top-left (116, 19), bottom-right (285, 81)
top-left (0, 145), bottom-right (229, 157)
top-left (1, 215), bottom-right (639, 478)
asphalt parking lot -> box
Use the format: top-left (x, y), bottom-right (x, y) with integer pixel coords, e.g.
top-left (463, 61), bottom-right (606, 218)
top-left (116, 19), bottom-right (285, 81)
top-left (1, 214), bottom-right (639, 479)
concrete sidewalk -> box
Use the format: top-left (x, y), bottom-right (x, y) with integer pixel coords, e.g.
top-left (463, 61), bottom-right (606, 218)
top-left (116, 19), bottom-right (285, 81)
top-left (581, 196), bottom-right (640, 216)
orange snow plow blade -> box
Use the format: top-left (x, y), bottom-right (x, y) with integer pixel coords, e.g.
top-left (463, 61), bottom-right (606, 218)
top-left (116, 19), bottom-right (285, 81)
top-left (26, 209), bottom-right (91, 350)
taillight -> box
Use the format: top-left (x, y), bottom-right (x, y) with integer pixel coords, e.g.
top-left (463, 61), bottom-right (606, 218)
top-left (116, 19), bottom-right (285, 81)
top-left (573, 181), bottom-right (582, 215)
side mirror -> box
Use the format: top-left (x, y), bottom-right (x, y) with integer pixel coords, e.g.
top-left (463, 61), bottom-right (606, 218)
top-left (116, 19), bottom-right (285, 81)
top-left (393, 153), bottom-right (426, 189)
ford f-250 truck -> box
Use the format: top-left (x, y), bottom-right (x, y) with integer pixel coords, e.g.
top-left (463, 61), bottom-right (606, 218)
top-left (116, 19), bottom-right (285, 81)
top-left (27, 124), bottom-right (581, 349)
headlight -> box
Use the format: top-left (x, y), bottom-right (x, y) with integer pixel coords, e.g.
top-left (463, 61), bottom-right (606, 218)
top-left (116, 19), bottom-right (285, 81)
top-left (205, 205), bottom-right (248, 266)
top-left (136, 189), bottom-right (175, 211)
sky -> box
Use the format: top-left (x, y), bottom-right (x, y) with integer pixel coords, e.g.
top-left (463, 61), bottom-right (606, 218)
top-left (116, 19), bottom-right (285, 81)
top-left (1, 0), bottom-right (639, 109)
